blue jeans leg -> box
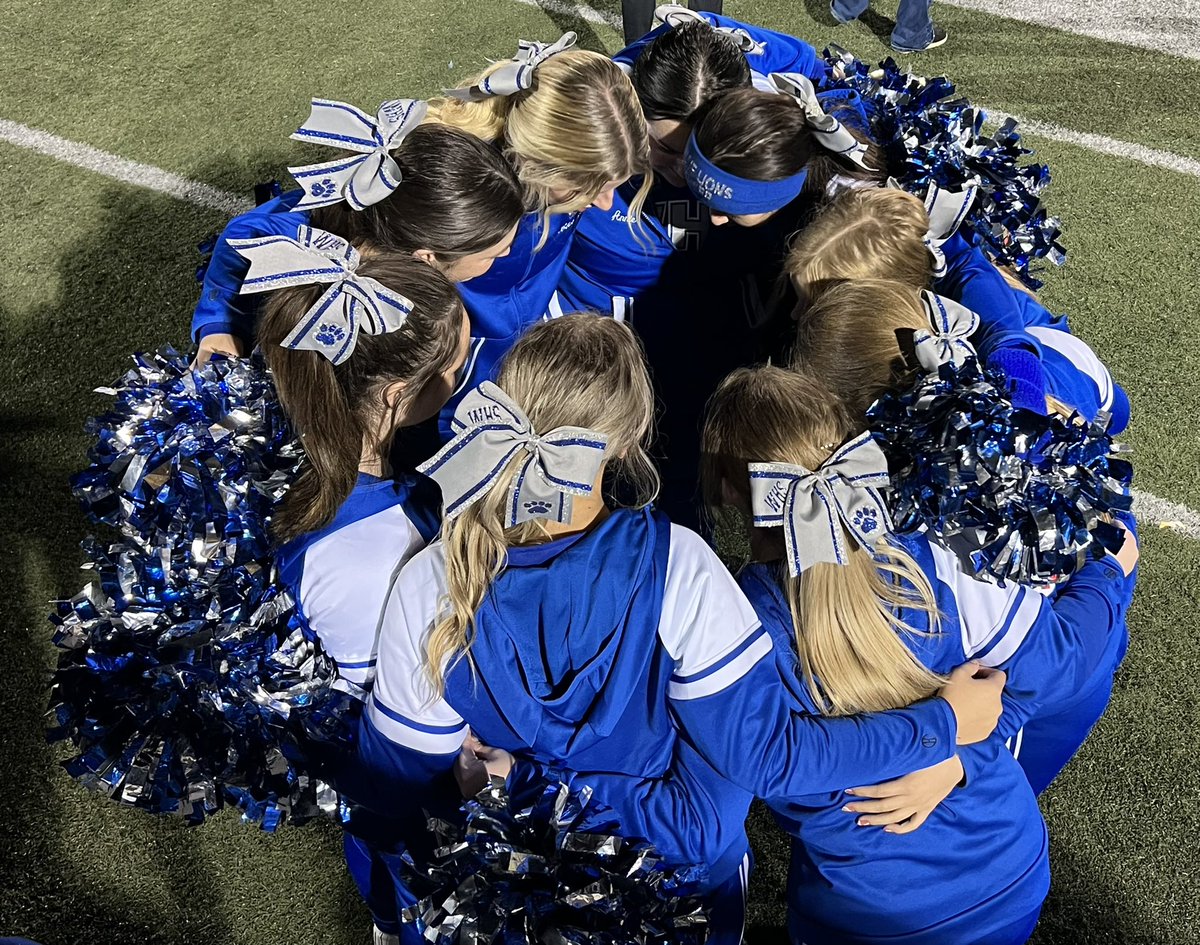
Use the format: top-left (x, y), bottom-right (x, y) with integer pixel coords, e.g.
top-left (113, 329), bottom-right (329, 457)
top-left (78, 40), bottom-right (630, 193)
top-left (832, 0), bottom-right (870, 24)
top-left (891, 0), bottom-right (934, 50)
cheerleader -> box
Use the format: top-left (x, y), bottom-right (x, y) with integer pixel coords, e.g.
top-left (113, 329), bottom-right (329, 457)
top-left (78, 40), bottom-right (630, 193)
top-left (425, 33), bottom-right (653, 434)
top-left (350, 314), bottom-right (1006, 940)
top-left (700, 365), bottom-right (1138, 945)
top-left (191, 98), bottom-right (523, 364)
top-left (789, 279), bottom-right (1140, 794)
top-left (230, 227), bottom-right (470, 944)
top-left (785, 184), bottom-right (1130, 427)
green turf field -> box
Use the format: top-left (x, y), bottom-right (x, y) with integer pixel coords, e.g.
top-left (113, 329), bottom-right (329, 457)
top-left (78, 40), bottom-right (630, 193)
top-left (2, 1), bottom-right (1198, 942)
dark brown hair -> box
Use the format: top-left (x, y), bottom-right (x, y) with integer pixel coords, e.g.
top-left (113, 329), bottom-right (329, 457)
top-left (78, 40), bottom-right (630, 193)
top-left (259, 252), bottom-right (465, 542)
top-left (632, 20), bottom-right (752, 123)
top-left (308, 124), bottom-right (523, 265)
top-left (693, 87), bottom-right (886, 196)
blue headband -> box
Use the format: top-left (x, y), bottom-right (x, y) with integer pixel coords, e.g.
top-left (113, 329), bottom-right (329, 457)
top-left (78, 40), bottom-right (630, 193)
top-left (683, 131), bottom-right (808, 215)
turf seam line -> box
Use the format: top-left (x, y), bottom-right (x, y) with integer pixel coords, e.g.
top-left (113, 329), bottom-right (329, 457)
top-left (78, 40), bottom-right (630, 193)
top-left (0, 119), bottom-right (252, 215)
top-left (938, 0), bottom-right (1200, 63)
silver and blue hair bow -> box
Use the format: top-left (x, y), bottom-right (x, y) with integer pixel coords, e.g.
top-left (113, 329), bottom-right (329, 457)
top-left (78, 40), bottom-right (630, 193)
top-left (229, 226), bottom-right (412, 365)
top-left (748, 432), bottom-right (893, 576)
top-left (447, 33), bottom-right (577, 101)
top-left (287, 98), bottom-right (428, 211)
top-left (418, 382), bottom-right (609, 527)
top-left (914, 290), bottom-right (980, 372)
top-left (922, 179), bottom-right (979, 277)
top-left (768, 73), bottom-right (871, 169)
top-left (653, 5), bottom-right (766, 54)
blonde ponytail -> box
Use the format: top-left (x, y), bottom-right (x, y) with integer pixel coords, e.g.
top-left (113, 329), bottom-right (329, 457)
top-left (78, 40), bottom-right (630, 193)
top-left (428, 49), bottom-right (653, 246)
top-left (424, 314), bottom-right (658, 695)
top-left (702, 365), bottom-right (944, 718)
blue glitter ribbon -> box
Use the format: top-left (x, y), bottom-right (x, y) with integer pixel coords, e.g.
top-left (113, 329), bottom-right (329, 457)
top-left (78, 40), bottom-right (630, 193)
top-left (48, 350), bottom-right (357, 829)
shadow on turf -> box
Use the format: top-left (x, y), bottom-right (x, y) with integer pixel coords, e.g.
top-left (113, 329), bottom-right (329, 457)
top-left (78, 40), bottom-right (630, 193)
top-left (801, 0), bottom-right (898, 45)
top-left (0, 154), bottom-right (366, 945)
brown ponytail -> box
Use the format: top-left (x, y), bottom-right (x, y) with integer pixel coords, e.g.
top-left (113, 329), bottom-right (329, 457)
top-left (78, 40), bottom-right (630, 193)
top-left (259, 253), bottom-right (465, 542)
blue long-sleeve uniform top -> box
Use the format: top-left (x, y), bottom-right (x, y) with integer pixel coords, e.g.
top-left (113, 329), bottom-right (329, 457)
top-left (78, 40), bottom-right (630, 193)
top-left (190, 190), bottom-right (308, 342)
top-left (558, 15), bottom-right (828, 322)
top-left (936, 237), bottom-right (1131, 430)
top-left (738, 559), bottom-right (1050, 944)
top-left (352, 507), bottom-right (957, 893)
top-left (439, 210), bottom-right (581, 438)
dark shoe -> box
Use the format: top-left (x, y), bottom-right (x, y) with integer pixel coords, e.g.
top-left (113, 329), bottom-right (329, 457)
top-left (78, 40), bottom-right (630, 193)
top-left (893, 26), bottom-right (948, 53)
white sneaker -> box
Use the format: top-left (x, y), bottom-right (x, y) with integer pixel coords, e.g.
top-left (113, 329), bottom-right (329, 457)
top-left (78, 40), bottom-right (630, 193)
top-left (373, 926), bottom-right (400, 945)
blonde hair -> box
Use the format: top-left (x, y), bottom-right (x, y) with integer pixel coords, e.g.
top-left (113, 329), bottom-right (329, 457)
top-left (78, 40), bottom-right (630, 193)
top-left (786, 188), bottom-right (932, 304)
top-left (701, 365), bottom-right (944, 716)
top-left (790, 278), bottom-right (928, 419)
top-left (424, 314), bottom-right (659, 695)
top-left (428, 50), bottom-right (653, 246)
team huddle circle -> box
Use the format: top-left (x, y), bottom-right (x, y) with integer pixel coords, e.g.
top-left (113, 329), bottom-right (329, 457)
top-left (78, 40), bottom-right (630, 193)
top-left (49, 8), bottom-right (1137, 945)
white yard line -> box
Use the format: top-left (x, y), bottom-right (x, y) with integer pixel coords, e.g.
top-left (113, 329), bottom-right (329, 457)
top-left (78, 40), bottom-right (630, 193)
top-left (510, 0), bottom-right (622, 31)
top-left (939, 0), bottom-right (1200, 63)
top-left (1131, 489), bottom-right (1200, 543)
top-left (985, 110), bottom-right (1200, 179)
top-left (0, 119), bottom-right (251, 215)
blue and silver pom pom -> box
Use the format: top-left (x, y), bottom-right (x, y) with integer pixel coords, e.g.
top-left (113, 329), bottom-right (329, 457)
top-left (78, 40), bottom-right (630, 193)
top-left (48, 349), bottom-right (355, 830)
top-left (399, 777), bottom-right (709, 944)
top-left (867, 357), bottom-right (1133, 585)
top-left (825, 47), bottom-right (1065, 288)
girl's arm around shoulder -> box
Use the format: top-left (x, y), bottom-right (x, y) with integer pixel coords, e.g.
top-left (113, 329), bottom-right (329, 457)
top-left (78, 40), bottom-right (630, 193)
top-left (659, 526), bottom-right (962, 800)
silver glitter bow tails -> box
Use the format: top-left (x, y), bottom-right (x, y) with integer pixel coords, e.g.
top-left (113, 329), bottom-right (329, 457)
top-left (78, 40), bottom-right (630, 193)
top-left (229, 226), bottom-right (413, 365)
top-left (914, 291), bottom-right (980, 372)
top-left (769, 72), bottom-right (872, 168)
top-left (418, 382), bottom-right (609, 527)
top-left (748, 432), bottom-right (894, 576)
top-left (922, 179), bottom-right (979, 277)
top-left (447, 32), bottom-right (577, 101)
top-left (288, 97), bottom-right (428, 210)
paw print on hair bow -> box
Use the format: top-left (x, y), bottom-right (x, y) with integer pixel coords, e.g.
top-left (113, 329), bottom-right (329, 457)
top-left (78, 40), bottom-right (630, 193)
top-left (310, 178), bottom-right (338, 200)
top-left (314, 323), bottom-right (346, 347)
top-left (523, 500), bottom-right (553, 516)
top-left (853, 506), bottom-right (879, 534)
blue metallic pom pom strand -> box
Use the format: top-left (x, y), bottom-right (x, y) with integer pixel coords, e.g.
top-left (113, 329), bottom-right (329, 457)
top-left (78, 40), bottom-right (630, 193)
top-left (867, 358), bottom-right (1133, 586)
top-left (47, 349), bottom-right (356, 830)
top-left (824, 47), bottom-right (1065, 289)
top-left (398, 777), bottom-right (709, 944)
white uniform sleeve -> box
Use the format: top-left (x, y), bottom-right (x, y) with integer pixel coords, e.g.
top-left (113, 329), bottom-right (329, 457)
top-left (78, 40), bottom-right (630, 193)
top-left (366, 542), bottom-right (468, 754)
top-left (299, 504), bottom-right (427, 687)
top-left (658, 525), bottom-right (772, 700)
top-left (929, 543), bottom-right (1043, 666)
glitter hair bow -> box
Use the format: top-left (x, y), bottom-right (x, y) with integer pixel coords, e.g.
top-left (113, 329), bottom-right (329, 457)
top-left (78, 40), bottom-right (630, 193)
top-left (748, 432), bottom-right (893, 576)
top-left (229, 226), bottom-right (412, 365)
top-left (922, 179), bottom-right (979, 277)
top-left (418, 382), bottom-right (609, 527)
top-left (914, 290), bottom-right (980, 372)
top-left (768, 72), bottom-right (871, 169)
top-left (286, 98), bottom-right (428, 210)
top-left (447, 32), bottom-right (577, 101)
top-left (652, 4), bottom-right (765, 54)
